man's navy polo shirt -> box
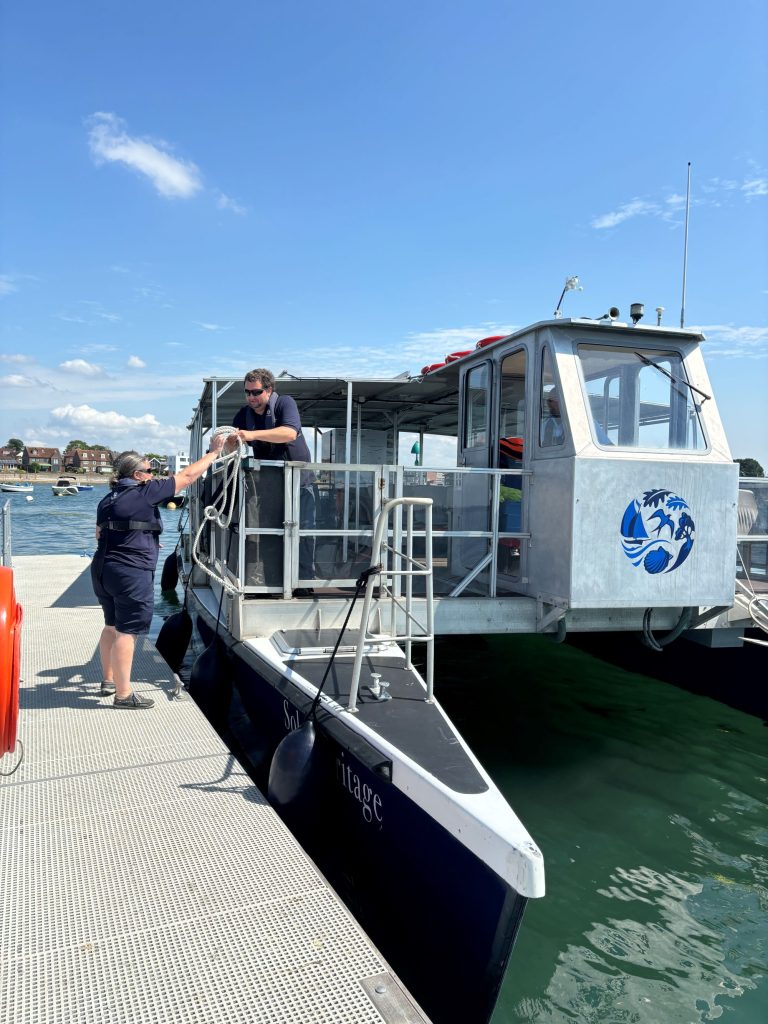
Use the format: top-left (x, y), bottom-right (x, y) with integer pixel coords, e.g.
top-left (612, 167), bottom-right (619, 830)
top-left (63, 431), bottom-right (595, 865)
top-left (232, 393), bottom-right (310, 462)
top-left (96, 477), bottom-right (176, 571)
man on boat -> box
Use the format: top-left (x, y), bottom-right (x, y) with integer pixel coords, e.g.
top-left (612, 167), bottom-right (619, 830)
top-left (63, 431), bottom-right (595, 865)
top-left (231, 368), bottom-right (316, 594)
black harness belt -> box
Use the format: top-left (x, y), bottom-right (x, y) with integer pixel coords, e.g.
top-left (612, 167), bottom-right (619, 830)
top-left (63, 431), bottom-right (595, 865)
top-left (97, 520), bottom-right (162, 532)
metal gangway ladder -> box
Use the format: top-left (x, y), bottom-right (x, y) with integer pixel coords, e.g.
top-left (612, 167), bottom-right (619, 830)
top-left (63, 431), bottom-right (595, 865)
top-left (346, 497), bottom-right (435, 712)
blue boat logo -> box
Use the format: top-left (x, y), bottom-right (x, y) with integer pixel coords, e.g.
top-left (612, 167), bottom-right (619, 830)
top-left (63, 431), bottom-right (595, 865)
top-left (620, 489), bottom-right (695, 574)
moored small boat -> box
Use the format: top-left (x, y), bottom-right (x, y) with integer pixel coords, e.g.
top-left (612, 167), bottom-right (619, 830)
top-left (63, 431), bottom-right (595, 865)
top-left (51, 476), bottom-right (79, 496)
top-left (0, 483), bottom-right (33, 494)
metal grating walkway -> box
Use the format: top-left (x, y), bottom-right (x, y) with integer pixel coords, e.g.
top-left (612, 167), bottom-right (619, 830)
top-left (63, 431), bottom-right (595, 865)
top-left (1, 556), bottom-right (428, 1024)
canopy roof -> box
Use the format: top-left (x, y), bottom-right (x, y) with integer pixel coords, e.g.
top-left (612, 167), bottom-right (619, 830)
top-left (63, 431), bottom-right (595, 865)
top-left (190, 366), bottom-right (464, 437)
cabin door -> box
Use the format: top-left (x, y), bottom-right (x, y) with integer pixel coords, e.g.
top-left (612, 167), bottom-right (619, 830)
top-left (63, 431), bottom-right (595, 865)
top-left (496, 348), bottom-right (528, 586)
top-left (455, 362), bottom-right (493, 581)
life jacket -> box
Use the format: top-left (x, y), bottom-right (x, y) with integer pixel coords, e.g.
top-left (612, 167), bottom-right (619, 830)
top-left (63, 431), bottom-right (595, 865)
top-left (97, 485), bottom-right (163, 535)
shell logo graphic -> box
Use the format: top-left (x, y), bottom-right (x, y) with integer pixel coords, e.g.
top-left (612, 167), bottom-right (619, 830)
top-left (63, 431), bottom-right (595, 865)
top-left (620, 489), bottom-right (695, 575)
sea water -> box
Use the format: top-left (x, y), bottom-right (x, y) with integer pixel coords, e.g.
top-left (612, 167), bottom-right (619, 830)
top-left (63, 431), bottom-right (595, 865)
top-left (5, 486), bottom-right (766, 1022)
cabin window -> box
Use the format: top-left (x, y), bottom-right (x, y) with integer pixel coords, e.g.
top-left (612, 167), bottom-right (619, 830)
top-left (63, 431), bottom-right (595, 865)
top-left (464, 365), bottom-right (489, 448)
top-left (498, 349), bottom-right (527, 460)
top-left (577, 344), bottom-right (707, 450)
top-left (539, 347), bottom-right (564, 447)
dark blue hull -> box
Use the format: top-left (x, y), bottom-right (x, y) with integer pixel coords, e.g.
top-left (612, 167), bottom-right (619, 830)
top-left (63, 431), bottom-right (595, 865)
top-left (191, 614), bottom-right (528, 1024)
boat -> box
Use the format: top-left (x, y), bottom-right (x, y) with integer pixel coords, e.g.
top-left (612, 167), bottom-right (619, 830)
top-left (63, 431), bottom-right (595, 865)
top-left (0, 483), bottom-right (33, 494)
top-left (75, 484), bottom-right (94, 491)
top-left (51, 476), bottom-right (79, 496)
top-left (165, 302), bottom-right (763, 1024)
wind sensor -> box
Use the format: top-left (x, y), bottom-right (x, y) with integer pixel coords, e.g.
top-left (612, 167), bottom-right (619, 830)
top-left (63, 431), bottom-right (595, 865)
top-left (553, 275), bottom-right (582, 318)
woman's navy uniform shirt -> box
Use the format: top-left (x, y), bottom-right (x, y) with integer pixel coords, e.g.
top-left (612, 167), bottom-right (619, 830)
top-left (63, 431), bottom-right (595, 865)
top-left (96, 477), bottom-right (176, 570)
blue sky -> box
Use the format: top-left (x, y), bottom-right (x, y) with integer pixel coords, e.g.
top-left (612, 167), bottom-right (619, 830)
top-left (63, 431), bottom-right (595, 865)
top-left (1, 0), bottom-right (766, 468)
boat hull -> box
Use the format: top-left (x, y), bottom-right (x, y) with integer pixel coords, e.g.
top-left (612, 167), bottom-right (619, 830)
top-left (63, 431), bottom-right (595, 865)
top-left (192, 609), bottom-right (528, 1024)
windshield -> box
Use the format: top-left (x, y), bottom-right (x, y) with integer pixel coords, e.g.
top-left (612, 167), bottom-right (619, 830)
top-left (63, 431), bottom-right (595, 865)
top-left (577, 344), bottom-right (707, 451)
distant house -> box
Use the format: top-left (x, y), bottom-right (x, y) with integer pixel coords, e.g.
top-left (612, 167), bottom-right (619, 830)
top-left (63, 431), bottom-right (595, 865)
top-left (0, 447), bottom-right (21, 470)
top-left (22, 446), bottom-right (62, 472)
top-left (166, 451), bottom-right (189, 474)
top-left (147, 456), bottom-right (168, 474)
top-left (66, 448), bottom-right (113, 473)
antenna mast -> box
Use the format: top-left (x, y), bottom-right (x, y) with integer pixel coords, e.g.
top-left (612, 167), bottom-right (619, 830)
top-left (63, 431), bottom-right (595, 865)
top-left (680, 162), bottom-right (691, 328)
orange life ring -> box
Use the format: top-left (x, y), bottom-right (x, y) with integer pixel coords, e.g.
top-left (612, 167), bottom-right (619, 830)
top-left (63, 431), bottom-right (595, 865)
top-left (475, 334), bottom-right (504, 349)
top-left (0, 566), bottom-right (22, 756)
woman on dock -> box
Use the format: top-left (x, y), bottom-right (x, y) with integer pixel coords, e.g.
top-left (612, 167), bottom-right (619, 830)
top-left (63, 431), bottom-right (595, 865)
top-left (91, 441), bottom-right (226, 709)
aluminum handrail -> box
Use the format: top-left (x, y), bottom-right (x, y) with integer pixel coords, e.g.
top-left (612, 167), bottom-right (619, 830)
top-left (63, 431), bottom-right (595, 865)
top-left (346, 498), bottom-right (434, 713)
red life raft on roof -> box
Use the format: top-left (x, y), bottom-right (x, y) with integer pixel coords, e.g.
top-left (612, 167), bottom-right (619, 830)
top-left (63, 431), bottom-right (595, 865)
top-left (445, 350), bottom-right (472, 363)
top-left (499, 436), bottom-right (524, 460)
top-left (421, 362), bottom-right (446, 375)
top-left (475, 335), bottom-right (504, 349)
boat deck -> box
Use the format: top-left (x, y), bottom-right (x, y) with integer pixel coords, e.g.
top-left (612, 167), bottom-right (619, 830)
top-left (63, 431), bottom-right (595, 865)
top-left (1, 555), bottom-right (429, 1024)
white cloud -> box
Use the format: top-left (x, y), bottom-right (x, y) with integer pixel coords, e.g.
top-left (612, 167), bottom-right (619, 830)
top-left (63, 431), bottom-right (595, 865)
top-left (193, 321), bottom-right (230, 332)
top-left (596, 169), bottom-right (768, 231)
top-left (79, 343), bottom-right (117, 354)
top-left (127, 355), bottom-right (146, 368)
top-left (0, 275), bottom-right (18, 296)
top-left (694, 323), bottom-right (768, 358)
top-left (49, 403), bottom-right (188, 451)
top-left (0, 353), bottom-right (32, 364)
top-left (58, 358), bottom-right (106, 377)
top-left (591, 199), bottom-right (659, 229)
top-left (216, 192), bottom-right (247, 215)
top-left (86, 112), bottom-right (203, 200)
top-left (57, 313), bottom-right (89, 324)
top-left (742, 177), bottom-right (768, 198)
top-left (276, 323), bottom-right (520, 379)
top-left (405, 324), bottom-right (518, 357)
top-left (0, 374), bottom-right (46, 388)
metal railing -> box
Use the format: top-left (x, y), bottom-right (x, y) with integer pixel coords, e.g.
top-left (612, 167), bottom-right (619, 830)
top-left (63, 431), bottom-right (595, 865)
top-left (347, 497), bottom-right (435, 713)
top-left (193, 460), bottom-right (531, 600)
top-left (737, 477), bottom-right (768, 581)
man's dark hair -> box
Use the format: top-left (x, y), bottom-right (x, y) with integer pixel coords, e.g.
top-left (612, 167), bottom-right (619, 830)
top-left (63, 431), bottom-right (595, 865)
top-left (244, 368), bottom-right (274, 390)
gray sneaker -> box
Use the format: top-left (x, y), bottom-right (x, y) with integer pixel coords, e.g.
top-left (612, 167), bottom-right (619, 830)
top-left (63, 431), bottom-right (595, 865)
top-left (113, 692), bottom-right (155, 709)
top-left (101, 680), bottom-right (116, 696)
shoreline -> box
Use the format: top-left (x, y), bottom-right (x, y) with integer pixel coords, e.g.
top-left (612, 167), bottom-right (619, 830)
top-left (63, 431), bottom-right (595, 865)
top-left (0, 472), bottom-right (110, 485)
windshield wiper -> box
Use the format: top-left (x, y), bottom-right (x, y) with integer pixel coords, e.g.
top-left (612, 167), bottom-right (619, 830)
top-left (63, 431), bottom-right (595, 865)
top-left (634, 352), bottom-right (711, 402)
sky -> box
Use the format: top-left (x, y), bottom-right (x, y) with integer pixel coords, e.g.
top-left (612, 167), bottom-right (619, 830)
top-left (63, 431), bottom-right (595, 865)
top-left (1, 0), bottom-right (767, 469)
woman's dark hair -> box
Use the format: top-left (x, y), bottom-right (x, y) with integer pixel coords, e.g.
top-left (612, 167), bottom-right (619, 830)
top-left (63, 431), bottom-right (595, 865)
top-left (110, 450), bottom-right (145, 488)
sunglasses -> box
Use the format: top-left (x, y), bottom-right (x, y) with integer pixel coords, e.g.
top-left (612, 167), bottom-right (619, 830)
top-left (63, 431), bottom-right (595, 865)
top-left (244, 387), bottom-right (267, 397)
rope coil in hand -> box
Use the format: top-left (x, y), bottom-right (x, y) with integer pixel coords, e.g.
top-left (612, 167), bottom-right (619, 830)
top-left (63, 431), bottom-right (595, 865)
top-left (191, 426), bottom-right (248, 594)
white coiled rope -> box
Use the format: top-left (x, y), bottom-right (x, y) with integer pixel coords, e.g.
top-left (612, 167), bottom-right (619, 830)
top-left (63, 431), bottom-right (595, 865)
top-left (191, 426), bottom-right (248, 594)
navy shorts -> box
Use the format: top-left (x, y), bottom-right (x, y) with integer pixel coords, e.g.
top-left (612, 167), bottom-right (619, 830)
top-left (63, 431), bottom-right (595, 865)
top-left (91, 560), bottom-right (155, 635)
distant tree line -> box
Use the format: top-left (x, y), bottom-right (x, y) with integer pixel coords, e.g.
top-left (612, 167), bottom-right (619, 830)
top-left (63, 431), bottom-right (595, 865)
top-left (736, 458), bottom-right (764, 478)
